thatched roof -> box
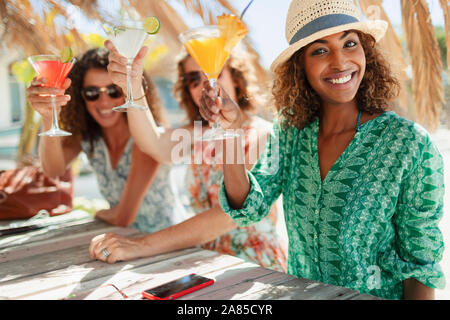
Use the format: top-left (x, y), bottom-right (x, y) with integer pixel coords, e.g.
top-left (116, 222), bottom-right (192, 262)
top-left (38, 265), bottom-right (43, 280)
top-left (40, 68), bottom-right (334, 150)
top-left (0, 0), bottom-right (268, 82)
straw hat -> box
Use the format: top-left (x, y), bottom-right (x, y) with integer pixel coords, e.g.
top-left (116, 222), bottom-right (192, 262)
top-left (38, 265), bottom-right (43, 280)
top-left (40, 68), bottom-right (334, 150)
top-left (270, 0), bottom-right (388, 71)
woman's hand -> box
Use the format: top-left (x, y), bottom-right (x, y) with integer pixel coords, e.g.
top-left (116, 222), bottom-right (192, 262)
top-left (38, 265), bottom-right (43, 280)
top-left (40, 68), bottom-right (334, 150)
top-left (26, 77), bottom-right (71, 122)
top-left (89, 233), bottom-right (147, 263)
top-left (104, 39), bottom-right (149, 97)
top-left (95, 206), bottom-right (132, 227)
top-left (199, 81), bottom-right (243, 130)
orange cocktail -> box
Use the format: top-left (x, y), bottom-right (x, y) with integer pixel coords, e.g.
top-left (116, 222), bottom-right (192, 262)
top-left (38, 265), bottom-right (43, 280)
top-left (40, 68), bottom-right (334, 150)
top-left (178, 15), bottom-right (248, 141)
top-left (181, 15), bottom-right (248, 80)
top-left (183, 35), bottom-right (228, 80)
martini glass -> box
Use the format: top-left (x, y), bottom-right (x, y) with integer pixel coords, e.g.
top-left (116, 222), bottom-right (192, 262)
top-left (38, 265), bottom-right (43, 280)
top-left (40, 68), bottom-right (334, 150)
top-left (103, 20), bottom-right (149, 112)
top-left (179, 26), bottom-right (242, 141)
top-left (28, 55), bottom-right (75, 137)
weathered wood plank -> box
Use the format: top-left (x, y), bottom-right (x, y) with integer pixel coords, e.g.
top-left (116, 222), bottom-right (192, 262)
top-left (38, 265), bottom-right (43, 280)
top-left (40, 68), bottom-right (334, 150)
top-left (22, 249), bottom-right (250, 300)
top-left (350, 293), bottom-right (383, 300)
top-left (1, 243), bottom-right (95, 283)
top-left (0, 223), bottom-right (140, 263)
top-left (55, 250), bottom-right (249, 300)
top-left (181, 263), bottom-right (277, 300)
top-left (74, 250), bottom-right (258, 300)
top-left (1, 210), bottom-right (383, 301)
top-left (0, 211), bottom-right (97, 250)
top-left (0, 247), bottom-right (203, 299)
top-left (239, 276), bottom-right (370, 300)
top-left (0, 210), bottom-right (92, 228)
top-left (0, 227), bottom-right (141, 282)
top-left (190, 268), bottom-right (291, 300)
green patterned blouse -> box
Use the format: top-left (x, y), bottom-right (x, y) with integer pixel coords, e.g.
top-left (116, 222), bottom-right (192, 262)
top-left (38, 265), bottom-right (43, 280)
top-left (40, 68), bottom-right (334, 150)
top-left (219, 111), bottom-right (445, 299)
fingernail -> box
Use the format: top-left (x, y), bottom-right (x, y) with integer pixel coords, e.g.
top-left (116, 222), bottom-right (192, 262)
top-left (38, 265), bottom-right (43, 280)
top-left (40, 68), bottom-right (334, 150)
top-left (211, 106), bottom-right (218, 113)
top-left (120, 57), bottom-right (128, 64)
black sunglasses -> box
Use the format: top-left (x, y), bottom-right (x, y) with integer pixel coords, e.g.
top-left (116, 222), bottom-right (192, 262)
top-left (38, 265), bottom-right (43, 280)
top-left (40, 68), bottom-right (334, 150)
top-left (183, 70), bottom-right (226, 88)
top-left (182, 71), bottom-right (202, 88)
top-left (81, 84), bottom-right (123, 101)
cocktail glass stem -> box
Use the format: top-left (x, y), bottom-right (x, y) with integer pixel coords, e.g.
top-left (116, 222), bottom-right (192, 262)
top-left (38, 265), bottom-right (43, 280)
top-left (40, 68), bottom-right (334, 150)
top-left (199, 77), bottom-right (240, 141)
top-left (126, 59), bottom-right (134, 106)
top-left (112, 58), bottom-right (145, 112)
top-left (209, 78), bottom-right (220, 131)
top-left (38, 94), bottom-right (71, 137)
top-left (50, 95), bottom-right (60, 131)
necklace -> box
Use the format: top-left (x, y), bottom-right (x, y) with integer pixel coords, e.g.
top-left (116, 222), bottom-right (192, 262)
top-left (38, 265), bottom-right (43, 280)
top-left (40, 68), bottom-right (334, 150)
top-left (356, 110), bottom-right (362, 132)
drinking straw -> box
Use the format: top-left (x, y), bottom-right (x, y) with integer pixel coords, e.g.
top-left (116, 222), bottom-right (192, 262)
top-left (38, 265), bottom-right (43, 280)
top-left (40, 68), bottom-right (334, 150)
top-left (240, 0), bottom-right (255, 20)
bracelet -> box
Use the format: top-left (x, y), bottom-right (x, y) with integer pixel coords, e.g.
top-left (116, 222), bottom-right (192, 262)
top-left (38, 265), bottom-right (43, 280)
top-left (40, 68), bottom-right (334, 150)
top-left (134, 75), bottom-right (149, 101)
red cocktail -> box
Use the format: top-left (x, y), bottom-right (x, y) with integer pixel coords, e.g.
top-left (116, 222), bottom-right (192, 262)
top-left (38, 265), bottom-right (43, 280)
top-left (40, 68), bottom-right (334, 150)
top-left (28, 55), bottom-right (75, 137)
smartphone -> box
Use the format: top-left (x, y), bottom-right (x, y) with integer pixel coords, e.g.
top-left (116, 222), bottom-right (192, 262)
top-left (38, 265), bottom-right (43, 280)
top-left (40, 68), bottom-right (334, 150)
top-left (141, 273), bottom-right (214, 300)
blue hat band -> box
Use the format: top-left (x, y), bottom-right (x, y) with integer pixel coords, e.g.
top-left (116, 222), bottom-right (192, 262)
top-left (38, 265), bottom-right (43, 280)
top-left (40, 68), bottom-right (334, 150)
top-left (289, 14), bottom-right (359, 45)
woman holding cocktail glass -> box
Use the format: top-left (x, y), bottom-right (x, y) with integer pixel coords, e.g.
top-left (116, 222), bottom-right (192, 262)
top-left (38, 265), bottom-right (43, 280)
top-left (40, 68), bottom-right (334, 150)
top-left (205, 0), bottom-right (445, 300)
top-left (27, 47), bottom-right (187, 234)
top-left (88, 39), bottom-right (287, 272)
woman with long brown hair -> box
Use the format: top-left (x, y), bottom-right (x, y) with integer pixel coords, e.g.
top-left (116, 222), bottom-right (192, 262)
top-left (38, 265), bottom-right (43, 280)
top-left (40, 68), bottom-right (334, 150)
top-left (203, 0), bottom-right (445, 300)
top-left (27, 47), bottom-right (187, 235)
top-left (89, 41), bottom-right (287, 273)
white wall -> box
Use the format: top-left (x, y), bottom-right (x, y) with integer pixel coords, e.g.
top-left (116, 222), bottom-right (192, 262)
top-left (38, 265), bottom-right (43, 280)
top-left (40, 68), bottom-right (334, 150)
top-left (0, 53), bottom-right (12, 128)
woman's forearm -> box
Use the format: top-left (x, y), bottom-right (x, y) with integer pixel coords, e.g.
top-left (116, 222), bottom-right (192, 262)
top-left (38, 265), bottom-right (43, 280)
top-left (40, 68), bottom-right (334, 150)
top-left (106, 42), bottom-right (176, 164)
top-left (403, 278), bottom-right (435, 300)
top-left (38, 123), bottom-right (76, 177)
top-left (115, 146), bottom-right (161, 227)
top-left (127, 94), bottom-right (176, 164)
top-left (39, 141), bottom-right (65, 177)
top-left (222, 136), bottom-right (251, 209)
top-left (223, 163), bottom-right (250, 209)
top-left (138, 207), bottom-right (237, 257)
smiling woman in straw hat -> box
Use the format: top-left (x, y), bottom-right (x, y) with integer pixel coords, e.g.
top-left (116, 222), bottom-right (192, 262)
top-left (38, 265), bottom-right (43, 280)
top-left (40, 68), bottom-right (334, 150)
top-left (198, 0), bottom-right (446, 300)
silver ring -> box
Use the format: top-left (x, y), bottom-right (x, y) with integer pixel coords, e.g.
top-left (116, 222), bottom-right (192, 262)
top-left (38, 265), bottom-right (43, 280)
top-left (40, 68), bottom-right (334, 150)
top-left (102, 248), bottom-right (111, 259)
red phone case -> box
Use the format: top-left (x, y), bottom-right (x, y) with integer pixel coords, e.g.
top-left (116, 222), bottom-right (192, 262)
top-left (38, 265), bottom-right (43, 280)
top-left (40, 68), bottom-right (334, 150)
top-left (141, 274), bottom-right (214, 300)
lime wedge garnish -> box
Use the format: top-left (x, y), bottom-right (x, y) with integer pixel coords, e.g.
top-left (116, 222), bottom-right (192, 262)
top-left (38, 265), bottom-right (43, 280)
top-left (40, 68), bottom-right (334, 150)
top-left (60, 47), bottom-right (73, 63)
top-left (102, 24), bottom-right (112, 34)
top-left (113, 26), bottom-right (126, 36)
top-left (144, 16), bottom-right (161, 35)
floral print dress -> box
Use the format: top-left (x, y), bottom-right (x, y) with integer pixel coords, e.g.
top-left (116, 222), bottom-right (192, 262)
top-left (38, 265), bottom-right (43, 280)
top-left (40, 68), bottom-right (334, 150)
top-left (81, 137), bottom-right (188, 233)
top-left (185, 115), bottom-right (287, 272)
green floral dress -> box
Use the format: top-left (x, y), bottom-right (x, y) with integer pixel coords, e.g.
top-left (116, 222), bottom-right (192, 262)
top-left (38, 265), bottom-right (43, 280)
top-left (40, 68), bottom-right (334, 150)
top-left (219, 111), bottom-right (445, 299)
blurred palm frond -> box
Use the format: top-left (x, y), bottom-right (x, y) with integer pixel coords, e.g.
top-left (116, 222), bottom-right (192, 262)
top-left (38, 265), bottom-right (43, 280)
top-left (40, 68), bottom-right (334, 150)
top-left (358, 0), bottom-right (413, 119)
top-left (400, 0), bottom-right (444, 130)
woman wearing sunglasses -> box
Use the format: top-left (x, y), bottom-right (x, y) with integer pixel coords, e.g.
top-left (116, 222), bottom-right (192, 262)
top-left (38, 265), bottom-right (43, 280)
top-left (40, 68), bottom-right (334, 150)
top-left (26, 48), bottom-right (188, 235)
top-left (88, 41), bottom-right (287, 272)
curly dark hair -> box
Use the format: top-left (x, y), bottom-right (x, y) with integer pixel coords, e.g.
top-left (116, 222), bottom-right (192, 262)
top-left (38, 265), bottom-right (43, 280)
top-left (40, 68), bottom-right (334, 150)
top-left (272, 30), bottom-right (401, 130)
top-left (173, 46), bottom-right (266, 126)
top-left (60, 47), bottom-right (167, 152)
